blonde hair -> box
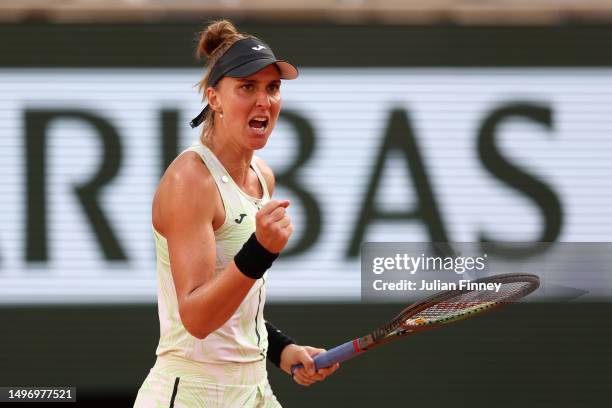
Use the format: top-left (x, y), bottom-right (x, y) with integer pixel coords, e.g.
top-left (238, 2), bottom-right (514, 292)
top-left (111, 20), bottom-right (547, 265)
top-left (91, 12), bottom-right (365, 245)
top-left (195, 20), bottom-right (249, 146)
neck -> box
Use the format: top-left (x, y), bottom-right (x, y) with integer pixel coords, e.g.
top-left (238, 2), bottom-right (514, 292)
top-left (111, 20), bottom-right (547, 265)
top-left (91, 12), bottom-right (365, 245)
top-left (202, 132), bottom-right (253, 186)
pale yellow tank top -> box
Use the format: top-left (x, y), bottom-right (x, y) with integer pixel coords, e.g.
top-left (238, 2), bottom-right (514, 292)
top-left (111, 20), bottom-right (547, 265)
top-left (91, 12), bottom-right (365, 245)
top-left (153, 140), bottom-right (271, 365)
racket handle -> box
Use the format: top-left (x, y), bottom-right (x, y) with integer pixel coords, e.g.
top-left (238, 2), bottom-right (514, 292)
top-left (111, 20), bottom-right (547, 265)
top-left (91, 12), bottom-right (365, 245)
top-left (290, 339), bottom-right (363, 375)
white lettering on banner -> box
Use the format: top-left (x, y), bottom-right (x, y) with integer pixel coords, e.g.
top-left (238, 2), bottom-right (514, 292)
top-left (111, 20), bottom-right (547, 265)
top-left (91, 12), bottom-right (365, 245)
top-left (0, 68), bottom-right (611, 303)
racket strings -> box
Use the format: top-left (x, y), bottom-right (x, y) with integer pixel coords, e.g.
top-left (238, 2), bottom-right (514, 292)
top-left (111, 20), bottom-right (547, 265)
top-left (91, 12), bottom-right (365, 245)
top-left (404, 281), bottom-right (532, 326)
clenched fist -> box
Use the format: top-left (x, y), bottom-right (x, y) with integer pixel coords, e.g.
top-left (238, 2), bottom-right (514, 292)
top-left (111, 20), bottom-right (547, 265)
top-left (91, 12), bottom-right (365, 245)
top-left (255, 200), bottom-right (293, 254)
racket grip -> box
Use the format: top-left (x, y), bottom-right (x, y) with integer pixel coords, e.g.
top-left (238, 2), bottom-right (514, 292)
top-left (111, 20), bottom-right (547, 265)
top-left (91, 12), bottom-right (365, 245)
top-left (290, 340), bottom-right (362, 375)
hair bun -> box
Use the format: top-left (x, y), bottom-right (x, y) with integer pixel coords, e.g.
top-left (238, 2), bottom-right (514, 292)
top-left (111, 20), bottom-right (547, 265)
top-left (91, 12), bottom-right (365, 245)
top-left (197, 20), bottom-right (241, 60)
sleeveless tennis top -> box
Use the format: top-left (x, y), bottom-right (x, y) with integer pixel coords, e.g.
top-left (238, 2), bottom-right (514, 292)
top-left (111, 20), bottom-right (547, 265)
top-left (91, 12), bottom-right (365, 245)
top-left (153, 140), bottom-right (271, 364)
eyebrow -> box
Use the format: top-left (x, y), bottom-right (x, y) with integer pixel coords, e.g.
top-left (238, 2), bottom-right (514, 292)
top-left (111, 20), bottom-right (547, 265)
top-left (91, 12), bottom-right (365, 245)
top-left (237, 78), bottom-right (281, 84)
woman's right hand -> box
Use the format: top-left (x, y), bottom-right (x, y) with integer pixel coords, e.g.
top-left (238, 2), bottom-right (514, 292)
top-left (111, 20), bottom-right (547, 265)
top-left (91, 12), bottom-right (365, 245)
top-left (255, 200), bottom-right (293, 254)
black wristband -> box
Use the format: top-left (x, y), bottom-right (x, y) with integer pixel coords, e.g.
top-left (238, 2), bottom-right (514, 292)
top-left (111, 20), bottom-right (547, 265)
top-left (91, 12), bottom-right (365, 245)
top-left (234, 233), bottom-right (279, 280)
top-left (265, 321), bottom-right (295, 367)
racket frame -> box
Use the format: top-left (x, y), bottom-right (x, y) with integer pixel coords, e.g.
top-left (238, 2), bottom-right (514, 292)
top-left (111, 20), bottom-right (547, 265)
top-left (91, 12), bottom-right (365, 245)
top-left (292, 273), bottom-right (540, 373)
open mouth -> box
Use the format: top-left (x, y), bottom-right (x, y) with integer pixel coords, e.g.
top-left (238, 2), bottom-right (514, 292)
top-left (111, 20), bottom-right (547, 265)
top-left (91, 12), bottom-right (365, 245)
top-left (248, 117), bottom-right (269, 134)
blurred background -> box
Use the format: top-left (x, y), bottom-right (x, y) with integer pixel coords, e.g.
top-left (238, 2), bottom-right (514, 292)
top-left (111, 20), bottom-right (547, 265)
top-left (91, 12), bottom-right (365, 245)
top-left (1, 0), bottom-right (612, 407)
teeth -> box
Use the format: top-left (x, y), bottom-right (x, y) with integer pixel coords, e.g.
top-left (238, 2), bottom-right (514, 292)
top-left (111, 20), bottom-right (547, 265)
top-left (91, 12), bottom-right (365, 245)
top-left (249, 116), bottom-right (268, 134)
top-left (250, 121), bottom-right (267, 133)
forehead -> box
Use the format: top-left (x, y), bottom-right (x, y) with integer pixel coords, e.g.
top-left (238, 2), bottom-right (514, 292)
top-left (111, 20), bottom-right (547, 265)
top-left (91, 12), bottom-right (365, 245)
top-left (230, 64), bottom-right (282, 83)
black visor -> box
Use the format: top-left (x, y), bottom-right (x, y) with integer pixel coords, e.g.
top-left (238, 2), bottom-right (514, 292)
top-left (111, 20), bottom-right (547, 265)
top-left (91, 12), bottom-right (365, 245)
top-left (190, 38), bottom-right (298, 128)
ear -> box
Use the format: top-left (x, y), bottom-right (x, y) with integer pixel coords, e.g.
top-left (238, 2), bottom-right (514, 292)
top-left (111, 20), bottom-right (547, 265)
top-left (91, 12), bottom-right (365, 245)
top-left (205, 87), bottom-right (222, 114)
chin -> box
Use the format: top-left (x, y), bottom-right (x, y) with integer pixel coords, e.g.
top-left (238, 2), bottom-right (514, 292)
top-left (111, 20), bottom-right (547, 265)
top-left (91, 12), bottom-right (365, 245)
top-left (245, 129), bottom-right (273, 150)
top-left (244, 136), bottom-right (269, 151)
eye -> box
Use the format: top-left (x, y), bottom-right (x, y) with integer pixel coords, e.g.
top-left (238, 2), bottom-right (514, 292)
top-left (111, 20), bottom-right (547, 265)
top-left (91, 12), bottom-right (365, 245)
top-left (268, 83), bottom-right (280, 93)
top-left (240, 83), bottom-right (254, 91)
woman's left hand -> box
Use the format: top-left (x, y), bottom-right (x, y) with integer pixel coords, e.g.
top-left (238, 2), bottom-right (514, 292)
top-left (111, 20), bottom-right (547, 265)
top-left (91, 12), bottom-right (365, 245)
top-left (279, 344), bottom-right (340, 386)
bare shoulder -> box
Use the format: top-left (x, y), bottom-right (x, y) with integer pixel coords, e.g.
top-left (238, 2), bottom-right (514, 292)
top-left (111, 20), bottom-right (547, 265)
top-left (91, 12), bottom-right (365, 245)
top-left (253, 156), bottom-right (276, 196)
top-left (153, 152), bottom-right (217, 234)
top-left (162, 152), bottom-right (214, 190)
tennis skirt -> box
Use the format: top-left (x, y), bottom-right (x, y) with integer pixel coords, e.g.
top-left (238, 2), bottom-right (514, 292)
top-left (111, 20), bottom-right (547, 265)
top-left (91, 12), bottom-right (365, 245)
top-left (133, 355), bottom-right (282, 408)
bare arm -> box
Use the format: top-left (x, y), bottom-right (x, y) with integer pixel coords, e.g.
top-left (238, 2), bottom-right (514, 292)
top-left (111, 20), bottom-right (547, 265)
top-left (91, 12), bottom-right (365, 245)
top-left (155, 154), bottom-right (255, 339)
top-left (155, 154), bottom-right (292, 339)
top-left (254, 156), bottom-right (340, 385)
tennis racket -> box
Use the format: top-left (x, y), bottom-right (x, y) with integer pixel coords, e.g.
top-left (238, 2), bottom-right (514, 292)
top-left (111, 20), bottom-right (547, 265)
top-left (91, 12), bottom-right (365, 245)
top-left (291, 273), bottom-right (539, 374)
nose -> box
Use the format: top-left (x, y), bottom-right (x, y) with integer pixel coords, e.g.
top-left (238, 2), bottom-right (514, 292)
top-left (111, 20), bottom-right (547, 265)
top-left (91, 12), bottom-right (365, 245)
top-left (256, 90), bottom-right (271, 109)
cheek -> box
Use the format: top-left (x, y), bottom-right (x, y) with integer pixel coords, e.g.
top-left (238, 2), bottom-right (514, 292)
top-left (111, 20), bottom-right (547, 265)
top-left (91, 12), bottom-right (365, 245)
top-left (271, 95), bottom-right (282, 116)
top-left (227, 98), bottom-right (251, 122)
top-left (270, 100), bottom-right (282, 128)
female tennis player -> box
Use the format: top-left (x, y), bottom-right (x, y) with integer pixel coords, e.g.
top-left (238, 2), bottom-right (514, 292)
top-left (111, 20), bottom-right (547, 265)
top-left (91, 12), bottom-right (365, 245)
top-left (133, 20), bottom-right (339, 407)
